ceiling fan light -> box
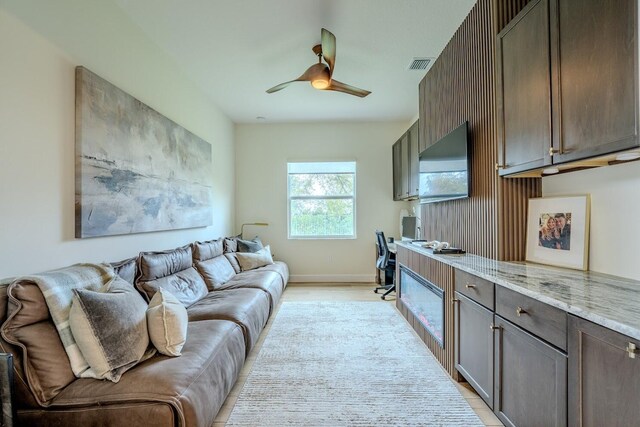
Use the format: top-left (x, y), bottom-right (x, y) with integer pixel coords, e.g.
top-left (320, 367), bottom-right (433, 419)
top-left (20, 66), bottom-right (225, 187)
top-left (311, 78), bottom-right (329, 90)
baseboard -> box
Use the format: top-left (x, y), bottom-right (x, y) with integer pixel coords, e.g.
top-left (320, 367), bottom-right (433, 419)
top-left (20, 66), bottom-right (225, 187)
top-left (289, 274), bottom-right (375, 283)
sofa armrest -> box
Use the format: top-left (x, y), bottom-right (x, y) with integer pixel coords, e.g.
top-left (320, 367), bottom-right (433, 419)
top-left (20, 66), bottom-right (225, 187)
top-left (0, 353), bottom-right (15, 427)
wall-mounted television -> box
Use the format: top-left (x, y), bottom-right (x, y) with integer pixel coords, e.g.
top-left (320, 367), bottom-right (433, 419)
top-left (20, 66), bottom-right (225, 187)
top-left (419, 121), bottom-right (470, 204)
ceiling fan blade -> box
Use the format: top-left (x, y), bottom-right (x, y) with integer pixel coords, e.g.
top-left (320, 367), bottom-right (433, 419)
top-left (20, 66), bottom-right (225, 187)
top-left (326, 79), bottom-right (371, 98)
top-left (266, 80), bottom-right (298, 94)
top-left (266, 64), bottom-right (328, 94)
top-left (321, 28), bottom-right (336, 77)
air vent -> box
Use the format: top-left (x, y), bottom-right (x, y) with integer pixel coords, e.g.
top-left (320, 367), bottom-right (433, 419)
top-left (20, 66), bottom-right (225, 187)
top-left (407, 57), bottom-right (432, 70)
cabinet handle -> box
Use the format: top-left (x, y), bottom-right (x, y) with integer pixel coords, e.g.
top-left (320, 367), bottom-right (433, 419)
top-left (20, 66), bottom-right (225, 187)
top-left (627, 342), bottom-right (639, 359)
top-left (495, 163), bottom-right (505, 171)
top-left (549, 147), bottom-right (559, 156)
top-left (451, 298), bottom-right (460, 305)
top-left (516, 306), bottom-right (527, 317)
top-left (490, 324), bottom-right (500, 331)
top-left (465, 284), bottom-right (476, 289)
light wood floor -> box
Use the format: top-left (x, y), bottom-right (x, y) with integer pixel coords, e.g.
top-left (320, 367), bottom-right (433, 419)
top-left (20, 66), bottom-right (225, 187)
top-left (213, 283), bottom-right (503, 426)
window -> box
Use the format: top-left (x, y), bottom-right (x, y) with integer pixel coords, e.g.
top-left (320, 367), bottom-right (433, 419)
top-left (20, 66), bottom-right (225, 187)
top-left (287, 161), bottom-right (356, 239)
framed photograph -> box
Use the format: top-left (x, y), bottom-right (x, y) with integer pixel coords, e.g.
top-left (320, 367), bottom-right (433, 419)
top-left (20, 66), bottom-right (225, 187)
top-left (526, 195), bottom-right (590, 270)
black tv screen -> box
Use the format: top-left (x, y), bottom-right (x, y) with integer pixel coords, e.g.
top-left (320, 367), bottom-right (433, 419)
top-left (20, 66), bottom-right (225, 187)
top-left (419, 121), bottom-right (470, 203)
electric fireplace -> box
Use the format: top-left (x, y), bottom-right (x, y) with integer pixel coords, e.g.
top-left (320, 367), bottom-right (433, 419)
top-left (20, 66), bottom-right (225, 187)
top-left (399, 266), bottom-right (445, 347)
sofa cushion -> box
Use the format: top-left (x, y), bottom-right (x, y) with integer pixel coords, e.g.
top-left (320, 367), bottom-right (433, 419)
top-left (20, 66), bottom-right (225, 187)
top-left (137, 245), bottom-right (208, 307)
top-left (1, 280), bottom-right (76, 405)
top-left (69, 278), bottom-right (154, 382)
top-left (110, 257), bottom-right (137, 285)
top-left (192, 239), bottom-right (224, 261)
top-left (259, 261), bottom-right (290, 287)
top-left (193, 239), bottom-right (237, 289)
top-left (187, 288), bottom-right (270, 354)
top-left (47, 320), bottom-right (246, 427)
top-left (223, 237), bottom-right (238, 253)
top-left (224, 253), bottom-right (242, 274)
top-left (236, 245), bottom-right (274, 271)
top-left (236, 236), bottom-right (263, 253)
top-left (147, 289), bottom-right (188, 357)
top-left (218, 269), bottom-right (284, 314)
top-left (195, 256), bottom-right (236, 290)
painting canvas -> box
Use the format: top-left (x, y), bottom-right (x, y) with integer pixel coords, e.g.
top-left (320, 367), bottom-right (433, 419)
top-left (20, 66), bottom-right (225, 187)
top-left (75, 67), bottom-right (212, 238)
top-left (526, 195), bottom-right (590, 270)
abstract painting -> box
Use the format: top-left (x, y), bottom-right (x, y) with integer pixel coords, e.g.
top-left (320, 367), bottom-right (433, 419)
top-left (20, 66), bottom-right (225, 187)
top-left (75, 67), bottom-right (212, 238)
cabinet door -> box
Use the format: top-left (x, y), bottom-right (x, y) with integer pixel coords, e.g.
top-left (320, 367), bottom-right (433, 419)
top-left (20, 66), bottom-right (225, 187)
top-left (408, 121), bottom-right (420, 198)
top-left (455, 292), bottom-right (494, 408)
top-left (494, 315), bottom-right (567, 427)
top-left (418, 80), bottom-right (427, 153)
top-left (496, 0), bottom-right (552, 175)
top-left (551, 0), bottom-right (639, 163)
top-left (392, 141), bottom-right (402, 200)
top-left (400, 133), bottom-right (410, 198)
top-left (568, 315), bottom-right (640, 427)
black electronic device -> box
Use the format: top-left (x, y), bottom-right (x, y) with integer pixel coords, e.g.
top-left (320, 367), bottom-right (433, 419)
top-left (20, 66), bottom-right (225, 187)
top-left (419, 121), bottom-right (470, 204)
top-left (433, 247), bottom-right (466, 255)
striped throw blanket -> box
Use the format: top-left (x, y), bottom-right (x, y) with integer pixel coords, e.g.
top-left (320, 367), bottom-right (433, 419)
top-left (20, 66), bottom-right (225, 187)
top-left (21, 263), bottom-right (115, 378)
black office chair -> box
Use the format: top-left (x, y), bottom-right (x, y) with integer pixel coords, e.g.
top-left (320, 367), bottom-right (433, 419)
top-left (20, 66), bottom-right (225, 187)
top-left (374, 230), bottom-right (396, 300)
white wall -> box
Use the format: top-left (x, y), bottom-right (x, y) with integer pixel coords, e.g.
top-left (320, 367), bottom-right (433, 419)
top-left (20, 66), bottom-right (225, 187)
top-left (0, 4), bottom-right (235, 278)
top-left (235, 122), bottom-right (411, 282)
top-left (542, 160), bottom-right (640, 281)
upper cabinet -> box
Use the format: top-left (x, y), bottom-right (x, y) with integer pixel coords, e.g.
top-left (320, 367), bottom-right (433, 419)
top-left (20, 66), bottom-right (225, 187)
top-left (392, 120), bottom-right (420, 201)
top-left (496, 0), bottom-right (640, 176)
top-left (496, 0), bottom-right (552, 175)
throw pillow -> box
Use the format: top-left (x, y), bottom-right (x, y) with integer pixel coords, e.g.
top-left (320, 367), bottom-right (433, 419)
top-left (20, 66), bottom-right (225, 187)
top-left (147, 289), bottom-right (188, 356)
top-left (237, 236), bottom-right (264, 253)
top-left (69, 277), bottom-right (155, 383)
top-left (236, 245), bottom-right (274, 271)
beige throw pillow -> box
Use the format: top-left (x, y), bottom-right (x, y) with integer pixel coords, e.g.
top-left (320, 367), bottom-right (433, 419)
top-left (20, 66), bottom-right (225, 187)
top-left (236, 245), bottom-right (274, 271)
top-left (147, 289), bottom-right (188, 356)
top-left (69, 278), bottom-right (155, 383)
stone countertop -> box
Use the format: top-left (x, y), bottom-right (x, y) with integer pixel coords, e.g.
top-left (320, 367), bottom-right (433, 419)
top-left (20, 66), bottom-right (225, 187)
top-left (396, 242), bottom-right (640, 341)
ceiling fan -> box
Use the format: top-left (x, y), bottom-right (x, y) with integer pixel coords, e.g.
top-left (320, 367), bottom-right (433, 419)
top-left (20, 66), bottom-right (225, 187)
top-left (266, 28), bottom-right (371, 98)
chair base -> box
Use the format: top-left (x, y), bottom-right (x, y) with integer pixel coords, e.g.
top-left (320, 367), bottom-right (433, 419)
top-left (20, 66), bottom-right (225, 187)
top-left (373, 284), bottom-right (393, 294)
top-left (374, 283), bottom-right (396, 300)
top-left (380, 285), bottom-right (396, 300)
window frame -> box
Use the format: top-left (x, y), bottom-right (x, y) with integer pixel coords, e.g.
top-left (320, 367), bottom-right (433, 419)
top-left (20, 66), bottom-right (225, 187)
top-left (287, 162), bottom-right (357, 240)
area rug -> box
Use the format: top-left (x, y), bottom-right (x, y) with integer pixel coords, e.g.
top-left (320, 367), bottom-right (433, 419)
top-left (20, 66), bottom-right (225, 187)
top-left (226, 301), bottom-right (483, 426)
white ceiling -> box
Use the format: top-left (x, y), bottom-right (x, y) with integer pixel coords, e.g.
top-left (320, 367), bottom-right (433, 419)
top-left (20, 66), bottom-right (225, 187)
top-left (113, 0), bottom-right (475, 123)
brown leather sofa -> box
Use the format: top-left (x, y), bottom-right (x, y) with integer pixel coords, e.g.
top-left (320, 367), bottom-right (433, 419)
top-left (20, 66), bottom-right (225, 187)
top-left (0, 237), bottom-right (289, 426)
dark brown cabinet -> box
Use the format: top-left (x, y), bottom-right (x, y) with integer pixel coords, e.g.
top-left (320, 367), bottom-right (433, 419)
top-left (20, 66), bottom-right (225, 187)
top-left (497, 0), bottom-right (640, 176)
top-left (392, 141), bottom-right (402, 200)
top-left (408, 121), bottom-right (420, 198)
top-left (494, 315), bottom-right (567, 427)
top-left (551, 0), bottom-right (639, 163)
top-left (455, 268), bottom-right (567, 427)
top-left (392, 120), bottom-right (419, 200)
top-left (454, 292), bottom-right (494, 408)
top-left (568, 315), bottom-right (640, 427)
top-left (496, 0), bottom-right (552, 175)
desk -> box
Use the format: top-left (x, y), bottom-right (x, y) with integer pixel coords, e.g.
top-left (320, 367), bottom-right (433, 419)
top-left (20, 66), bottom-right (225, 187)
top-left (374, 242), bottom-right (397, 284)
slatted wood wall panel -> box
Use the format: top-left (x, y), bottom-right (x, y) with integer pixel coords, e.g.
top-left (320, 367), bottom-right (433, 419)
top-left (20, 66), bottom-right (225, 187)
top-left (419, 0), bottom-right (540, 261)
top-left (396, 246), bottom-right (457, 378)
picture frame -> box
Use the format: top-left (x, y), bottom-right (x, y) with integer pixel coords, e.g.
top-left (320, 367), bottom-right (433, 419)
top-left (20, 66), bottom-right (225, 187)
top-left (525, 195), bottom-right (590, 270)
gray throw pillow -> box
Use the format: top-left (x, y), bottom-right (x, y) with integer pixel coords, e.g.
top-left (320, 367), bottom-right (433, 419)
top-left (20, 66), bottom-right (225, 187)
top-left (69, 277), bottom-right (155, 383)
top-left (236, 245), bottom-right (274, 271)
top-left (237, 236), bottom-right (264, 253)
